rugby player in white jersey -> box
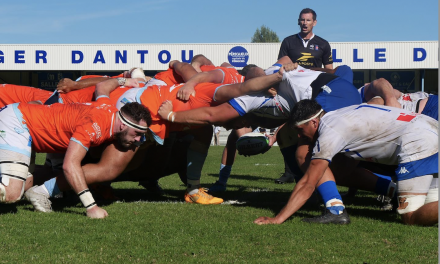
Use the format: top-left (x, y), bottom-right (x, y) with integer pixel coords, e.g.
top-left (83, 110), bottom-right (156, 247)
top-left (254, 99), bottom-right (438, 226)
top-left (160, 63), bottom-right (405, 224)
top-left (359, 77), bottom-right (438, 120)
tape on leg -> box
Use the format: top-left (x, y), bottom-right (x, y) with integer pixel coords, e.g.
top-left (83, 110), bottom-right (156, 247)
top-left (397, 194), bottom-right (427, 214)
top-left (425, 188), bottom-right (438, 204)
top-left (0, 162), bottom-right (29, 202)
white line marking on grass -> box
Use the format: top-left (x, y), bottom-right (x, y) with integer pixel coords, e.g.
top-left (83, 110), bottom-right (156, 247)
top-left (254, 163), bottom-right (276, 166)
top-left (222, 200), bottom-right (247, 205)
top-left (249, 188), bottom-right (271, 192)
top-left (115, 200), bottom-right (185, 204)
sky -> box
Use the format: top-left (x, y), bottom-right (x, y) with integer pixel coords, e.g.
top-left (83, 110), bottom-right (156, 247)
top-left (0, 0), bottom-right (437, 44)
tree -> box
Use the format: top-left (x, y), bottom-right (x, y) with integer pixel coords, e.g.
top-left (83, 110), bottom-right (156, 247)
top-left (251, 25), bottom-right (280, 43)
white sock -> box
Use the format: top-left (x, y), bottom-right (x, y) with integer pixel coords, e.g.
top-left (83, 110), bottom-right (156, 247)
top-left (32, 185), bottom-right (50, 196)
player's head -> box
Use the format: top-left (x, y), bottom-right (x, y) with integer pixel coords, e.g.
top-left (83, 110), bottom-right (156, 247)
top-left (242, 64), bottom-right (278, 96)
top-left (241, 64), bottom-right (261, 80)
top-left (115, 102), bottom-right (152, 148)
top-left (298, 8), bottom-right (317, 35)
top-left (289, 99), bottom-right (324, 140)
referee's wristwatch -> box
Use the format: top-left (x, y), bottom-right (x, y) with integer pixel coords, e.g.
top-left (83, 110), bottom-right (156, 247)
top-left (117, 77), bottom-right (126, 86)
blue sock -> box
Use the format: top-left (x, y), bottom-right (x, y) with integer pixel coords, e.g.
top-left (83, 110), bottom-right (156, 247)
top-left (374, 176), bottom-right (395, 197)
top-left (43, 178), bottom-right (61, 198)
top-left (218, 164), bottom-right (232, 185)
top-left (317, 181), bottom-right (344, 215)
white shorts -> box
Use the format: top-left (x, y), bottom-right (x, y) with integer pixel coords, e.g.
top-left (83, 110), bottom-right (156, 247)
top-left (0, 104), bottom-right (32, 159)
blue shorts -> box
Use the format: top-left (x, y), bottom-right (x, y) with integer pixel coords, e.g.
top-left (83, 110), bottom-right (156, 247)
top-left (395, 153), bottom-right (438, 181)
top-left (334, 65), bottom-right (353, 84)
top-left (315, 77), bottom-right (362, 112)
top-left (421, 95), bottom-right (438, 120)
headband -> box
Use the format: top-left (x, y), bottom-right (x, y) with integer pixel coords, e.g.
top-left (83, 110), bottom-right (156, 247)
top-left (295, 109), bottom-right (323, 126)
top-left (118, 111), bottom-right (148, 131)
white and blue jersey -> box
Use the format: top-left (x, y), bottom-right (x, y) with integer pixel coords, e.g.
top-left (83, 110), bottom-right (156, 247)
top-left (312, 104), bottom-right (438, 180)
top-left (228, 65), bottom-right (360, 118)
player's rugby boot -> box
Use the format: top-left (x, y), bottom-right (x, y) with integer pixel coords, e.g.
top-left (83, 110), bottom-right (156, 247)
top-left (302, 208), bottom-right (351, 225)
top-left (24, 186), bottom-right (53, 213)
top-left (274, 173), bottom-right (295, 184)
top-left (208, 181), bottom-right (227, 193)
top-left (185, 188), bottom-right (223, 204)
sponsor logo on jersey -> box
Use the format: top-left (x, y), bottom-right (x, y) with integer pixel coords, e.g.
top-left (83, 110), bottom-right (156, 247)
top-left (315, 45), bottom-right (319, 50)
top-left (297, 53), bottom-right (314, 62)
top-left (398, 167), bottom-right (409, 174)
top-left (92, 122), bottom-right (102, 139)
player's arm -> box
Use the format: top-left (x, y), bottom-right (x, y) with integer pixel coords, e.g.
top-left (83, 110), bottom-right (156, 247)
top-left (191, 54), bottom-right (214, 72)
top-left (57, 77), bottom-right (110, 93)
top-left (94, 78), bottom-right (139, 98)
top-left (310, 67), bottom-right (337, 74)
top-left (276, 56), bottom-right (294, 65)
top-left (362, 78), bottom-right (401, 108)
top-left (170, 61), bottom-right (198, 82)
top-left (177, 70), bottom-right (225, 100)
top-left (63, 141), bottom-right (108, 218)
top-left (214, 68), bottom-right (285, 102)
top-left (254, 159), bottom-right (329, 225)
top-left (159, 101), bottom-right (240, 125)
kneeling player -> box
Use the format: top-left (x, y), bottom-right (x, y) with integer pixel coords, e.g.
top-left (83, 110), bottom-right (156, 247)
top-left (254, 99), bottom-right (438, 226)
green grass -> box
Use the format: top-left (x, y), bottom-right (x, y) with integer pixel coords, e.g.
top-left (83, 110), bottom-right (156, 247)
top-left (0, 147), bottom-right (437, 263)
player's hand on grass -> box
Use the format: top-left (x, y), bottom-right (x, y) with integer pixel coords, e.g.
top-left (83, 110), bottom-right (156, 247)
top-left (177, 84), bottom-right (196, 101)
top-left (254, 216), bottom-right (281, 225)
top-left (87, 206), bottom-right (108, 219)
top-left (158, 100), bottom-right (174, 120)
top-left (57, 78), bottom-right (77, 93)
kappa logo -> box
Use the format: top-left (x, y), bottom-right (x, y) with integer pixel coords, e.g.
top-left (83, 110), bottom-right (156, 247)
top-left (398, 167), bottom-right (409, 174)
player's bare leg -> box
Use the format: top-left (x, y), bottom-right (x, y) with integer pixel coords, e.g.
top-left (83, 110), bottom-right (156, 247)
top-left (296, 137), bottom-right (350, 224)
top-left (209, 127), bottom-right (251, 193)
top-left (398, 176), bottom-right (438, 226)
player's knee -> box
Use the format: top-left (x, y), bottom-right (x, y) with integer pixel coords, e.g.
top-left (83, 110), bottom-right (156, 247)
top-left (0, 162), bottom-right (30, 203)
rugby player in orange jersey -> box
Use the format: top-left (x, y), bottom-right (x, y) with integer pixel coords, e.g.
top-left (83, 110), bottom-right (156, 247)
top-left (1, 77), bottom-right (151, 219)
top-left (110, 65), bottom-right (289, 204)
top-left (30, 65), bottom-right (289, 208)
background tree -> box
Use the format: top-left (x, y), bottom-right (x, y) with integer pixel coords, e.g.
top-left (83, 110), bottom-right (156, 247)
top-left (251, 25), bottom-right (280, 43)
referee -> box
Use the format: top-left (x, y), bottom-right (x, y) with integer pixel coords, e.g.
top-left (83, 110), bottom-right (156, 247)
top-left (275, 8), bottom-right (334, 184)
top-left (278, 8), bottom-right (333, 70)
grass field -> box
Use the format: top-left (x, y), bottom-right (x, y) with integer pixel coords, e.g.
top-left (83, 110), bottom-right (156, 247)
top-left (0, 147), bottom-right (437, 263)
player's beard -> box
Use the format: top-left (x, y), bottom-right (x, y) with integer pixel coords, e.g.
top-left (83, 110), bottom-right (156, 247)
top-left (114, 129), bottom-right (132, 149)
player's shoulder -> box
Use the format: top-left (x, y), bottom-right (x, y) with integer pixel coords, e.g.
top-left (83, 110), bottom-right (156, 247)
top-left (312, 35), bottom-right (331, 45)
top-left (282, 34), bottom-right (300, 43)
